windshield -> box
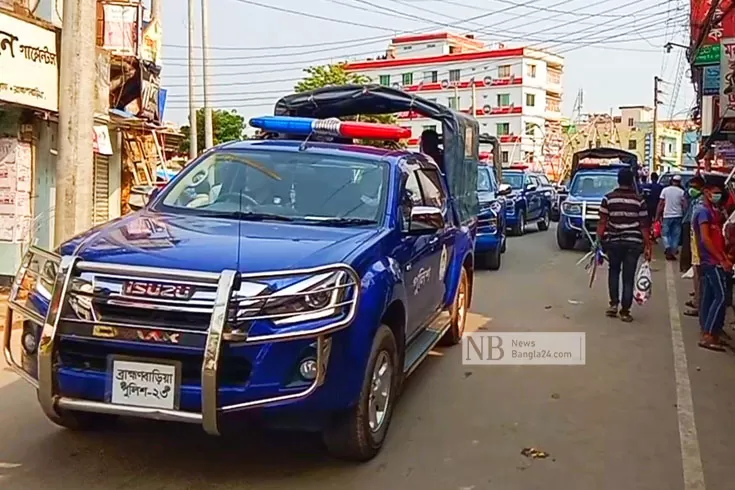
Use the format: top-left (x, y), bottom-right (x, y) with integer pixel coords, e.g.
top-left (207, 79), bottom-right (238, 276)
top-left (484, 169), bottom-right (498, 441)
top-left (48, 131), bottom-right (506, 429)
top-left (156, 149), bottom-right (389, 224)
top-left (477, 167), bottom-right (496, 192)
top-left (569, 172), bottom-right (619, 198)
top-left (502, 172), bottom-right (525, 190)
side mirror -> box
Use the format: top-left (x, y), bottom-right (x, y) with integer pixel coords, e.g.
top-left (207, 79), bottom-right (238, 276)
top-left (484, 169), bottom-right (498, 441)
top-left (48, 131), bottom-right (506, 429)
top-left (148, 187), bottom-right (161, 204)
top-left (408, 206), bottom-right (444, 234)
top-left (497, 183), bottom-right (512, 196)
top-left (128, 186), bottom-right (158, 211)
top-left (526, 184), bottom-right (538, 192)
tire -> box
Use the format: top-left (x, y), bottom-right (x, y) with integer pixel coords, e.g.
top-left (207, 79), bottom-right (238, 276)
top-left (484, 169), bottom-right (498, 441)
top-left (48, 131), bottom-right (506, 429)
top-left (49, 410), bottom-right (119, 431)
top-left (439, 267), bottom-right (470, 346)
top-left (556, 224), bottom-right (576, 250)
top-left (323, 325), bottom-right (399, 462)
top-left (486, 246), bottom-right (501, 270)
top-left (511, 211), bottom-right (525, 236)
top-left (537, 207), bottom-right (550, 231)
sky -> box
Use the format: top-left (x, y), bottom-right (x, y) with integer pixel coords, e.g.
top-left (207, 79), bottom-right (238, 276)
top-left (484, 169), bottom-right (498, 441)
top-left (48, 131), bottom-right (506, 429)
top-left (158, 0), bottom-right (694, 128)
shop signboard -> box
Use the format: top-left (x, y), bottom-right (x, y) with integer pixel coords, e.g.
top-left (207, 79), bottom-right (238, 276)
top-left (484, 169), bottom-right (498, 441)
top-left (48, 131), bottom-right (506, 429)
top-left (720, 37), bottom-right (735, 132)
top-left (704, 64), bottom-right (721, 95)
top-left (0, 11), bottom-right (59, 112)
top-left (691, 1), bottom-right (735, 49)
top-left (101, 2), bottom-right (141, 57)
top-left (695, 44), bottom-right (721, 65)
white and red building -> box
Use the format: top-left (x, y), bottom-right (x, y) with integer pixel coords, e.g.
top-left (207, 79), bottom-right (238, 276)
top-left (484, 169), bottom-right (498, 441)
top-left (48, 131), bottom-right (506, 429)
top-left (344, 33), bottom-right (564, 172)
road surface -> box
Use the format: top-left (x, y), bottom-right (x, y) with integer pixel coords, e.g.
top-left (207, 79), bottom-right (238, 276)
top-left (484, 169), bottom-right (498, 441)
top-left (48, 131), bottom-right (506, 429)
top-left (1, 224), bottom-right (734, 489)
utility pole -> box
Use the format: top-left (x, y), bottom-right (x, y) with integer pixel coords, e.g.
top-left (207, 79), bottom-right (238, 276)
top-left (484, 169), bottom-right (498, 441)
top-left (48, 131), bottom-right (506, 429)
top-left (151, 0), bottom-right (161, 20)
top-left (653, 76), bottom-right (664, 172)
top-left (55, 0), bottom-right (97, 246)
top-left (201, 0), bottom-right (214, 149)
top-left (188, 0), bottom-right (198, 158)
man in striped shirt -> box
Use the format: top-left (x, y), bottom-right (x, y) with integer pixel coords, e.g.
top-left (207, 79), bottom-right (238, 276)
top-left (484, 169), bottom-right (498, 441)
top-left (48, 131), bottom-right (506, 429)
top-left (597, 168), bottom-right (652, 322)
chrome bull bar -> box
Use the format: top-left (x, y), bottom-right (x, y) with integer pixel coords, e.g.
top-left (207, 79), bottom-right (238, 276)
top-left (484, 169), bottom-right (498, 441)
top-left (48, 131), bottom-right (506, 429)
top-left (3, 246), bottom-right (360, 435)
top-left (565, 201), bottom-right (599, 245)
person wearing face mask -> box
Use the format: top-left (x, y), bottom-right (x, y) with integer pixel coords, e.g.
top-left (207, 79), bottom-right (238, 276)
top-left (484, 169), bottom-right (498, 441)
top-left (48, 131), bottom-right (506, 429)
top-left (682, 176), bottom-right (705, 317)
top-left (692, 181), bottom-right (732, 351)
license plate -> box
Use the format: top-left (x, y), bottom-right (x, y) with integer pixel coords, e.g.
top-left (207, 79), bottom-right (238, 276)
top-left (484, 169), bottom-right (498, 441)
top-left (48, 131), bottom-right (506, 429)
top-left (109, 359), bottom-right (179, 410)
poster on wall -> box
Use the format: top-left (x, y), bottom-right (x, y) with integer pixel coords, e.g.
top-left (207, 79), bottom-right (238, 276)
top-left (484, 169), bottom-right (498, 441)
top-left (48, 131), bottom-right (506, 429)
top-left (0, 138), bottom-right (32, 243)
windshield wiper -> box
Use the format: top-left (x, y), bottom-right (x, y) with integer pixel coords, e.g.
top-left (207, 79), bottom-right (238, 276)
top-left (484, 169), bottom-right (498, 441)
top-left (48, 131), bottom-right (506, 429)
top-left (304, 217), bottom-right (378, 227)
top-left (226, 211), bottom-right (295, 222)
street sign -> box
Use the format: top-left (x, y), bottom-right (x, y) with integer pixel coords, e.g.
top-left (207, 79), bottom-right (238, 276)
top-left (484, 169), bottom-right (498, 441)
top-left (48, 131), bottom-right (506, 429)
top-left (695, 44), bottom-right (721, 65)
top-left (704, 65), bottom-right (721, 95)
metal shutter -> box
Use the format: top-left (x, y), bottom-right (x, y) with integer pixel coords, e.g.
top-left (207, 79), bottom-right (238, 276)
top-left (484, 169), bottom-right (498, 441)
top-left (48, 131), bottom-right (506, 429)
top-left (92, 153), bottom-right (110, 225)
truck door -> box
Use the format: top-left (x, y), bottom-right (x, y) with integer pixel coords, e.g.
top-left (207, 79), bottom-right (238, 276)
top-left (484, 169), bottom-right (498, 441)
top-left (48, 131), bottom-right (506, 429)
top-left (526, 175), bottom-right (541, 220)
top-left (415, 166), bottom-right (453, 314)
top-left (397, 170), bottom-right (438, 340)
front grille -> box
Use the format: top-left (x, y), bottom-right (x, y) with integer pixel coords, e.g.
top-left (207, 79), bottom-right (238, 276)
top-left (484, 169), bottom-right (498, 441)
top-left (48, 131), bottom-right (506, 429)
top-left (57, 339), bottom-right (251, 386)
top-left (95, 303), bottom-right (211, 330)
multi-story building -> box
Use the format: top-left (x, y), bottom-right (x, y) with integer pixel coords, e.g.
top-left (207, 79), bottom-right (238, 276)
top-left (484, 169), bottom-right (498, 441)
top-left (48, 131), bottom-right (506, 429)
top-left (344, 33), bottom-right (564, 172)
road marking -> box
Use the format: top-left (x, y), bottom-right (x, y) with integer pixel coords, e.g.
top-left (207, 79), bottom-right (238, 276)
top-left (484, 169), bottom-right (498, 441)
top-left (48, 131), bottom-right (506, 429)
top-left (665, 261), bottom-right (706, 490)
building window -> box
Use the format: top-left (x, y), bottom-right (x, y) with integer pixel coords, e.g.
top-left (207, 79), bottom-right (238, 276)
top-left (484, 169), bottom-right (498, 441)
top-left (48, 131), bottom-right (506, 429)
top-left (628, 139), bottom-right (637, 150)
top-left (422, 125), bottom-right (437, 133)
top-left (524, 151), bottom-right (534, 162)
top-left (379, 75), bottom-right (390, 86)
top-left (496, 123), bottom-right (510, 136)
top-left (423, 70), bottom-right (438, 83)
top-left (627, 117), bottom-right (634, 127)
top-left (683, 142), bottom-right (692, 153)
top-left (427, 43), bottom-right (436, 48)
top-left (501, 151), bottom-right (509, 164)
top-left (498, 65), bottom-right (511, 78)
top-left (526, 93), bottom-right (536, 107)
top-left (449, 69), bottom-right (461, 82)
top-left (526, 64), bottom-right (536, 78)
top-left (402, 73), bottom-right (413, 85)
top-left (525, 123), bottom-right (535, 135)
top-left (497, 94), bottom-right (510, 107)
top-left (448, 96), bottom-right (459, 109)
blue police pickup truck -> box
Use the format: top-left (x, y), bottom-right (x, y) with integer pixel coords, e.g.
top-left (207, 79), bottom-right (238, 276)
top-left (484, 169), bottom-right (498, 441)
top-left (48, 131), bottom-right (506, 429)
top-left (500, 165), bottom-right (552, 236)
top-left (475, 162), bottom-right (509, 269)
top-left (556, 148), bottom-right (639, 250)
top-left (2, 86), bottom-right (480, 462)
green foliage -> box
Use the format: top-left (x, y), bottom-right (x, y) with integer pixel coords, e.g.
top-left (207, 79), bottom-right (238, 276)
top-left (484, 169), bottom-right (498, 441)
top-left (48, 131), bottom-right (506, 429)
top-left (294, 63), bottom-right (406, 149)
top-left (180, 108), bottom-right (246, 154)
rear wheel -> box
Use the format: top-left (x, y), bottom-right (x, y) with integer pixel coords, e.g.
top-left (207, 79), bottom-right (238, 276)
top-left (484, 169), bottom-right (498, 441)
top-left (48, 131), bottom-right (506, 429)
top-left (511, 212), bottom-right (525, 236)
top-left (485, 246), bottom-right (501, 270)
top-left (537, 207), bottom-right (550, 231)
top-left (323, 325), bottom-right (399, 462)
top-left (440, 267), bottom-right (470, 346)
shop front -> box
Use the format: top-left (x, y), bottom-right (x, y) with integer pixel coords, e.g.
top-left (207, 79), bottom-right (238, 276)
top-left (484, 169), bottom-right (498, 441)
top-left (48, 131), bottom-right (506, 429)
top-left (0, 10), bottom-right (59, 280)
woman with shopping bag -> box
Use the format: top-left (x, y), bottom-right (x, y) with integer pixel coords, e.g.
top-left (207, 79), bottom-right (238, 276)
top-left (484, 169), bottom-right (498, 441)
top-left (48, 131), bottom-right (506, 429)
top-left (596, 168), bottom-right (653, 322)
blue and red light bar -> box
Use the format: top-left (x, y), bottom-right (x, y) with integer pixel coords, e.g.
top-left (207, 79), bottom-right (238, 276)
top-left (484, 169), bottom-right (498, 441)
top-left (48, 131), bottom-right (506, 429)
top-left (249, 116), bottom-right (411, 140)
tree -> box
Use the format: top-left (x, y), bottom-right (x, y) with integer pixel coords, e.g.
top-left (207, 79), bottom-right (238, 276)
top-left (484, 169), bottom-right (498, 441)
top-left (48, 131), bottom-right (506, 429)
top-left (294, 63), bottom-right (405, 149)
top-left (180, 108), bottom-right (246, 154)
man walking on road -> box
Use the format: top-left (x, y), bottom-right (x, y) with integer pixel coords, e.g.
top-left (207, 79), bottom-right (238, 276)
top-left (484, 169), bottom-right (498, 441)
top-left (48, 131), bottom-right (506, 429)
top-left (597, 168), bottom-right (652, 322)
top-left (657, 174), bottom-right (687, 261)
top-left (692, 181), bottom-right (731, 351)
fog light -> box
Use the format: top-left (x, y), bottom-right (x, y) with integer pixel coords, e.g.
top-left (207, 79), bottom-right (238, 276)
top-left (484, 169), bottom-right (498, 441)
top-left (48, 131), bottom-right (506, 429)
top-left (299, 358), bottom-right (318, 380)
top-left (22, 332), bottom-right (37, 354)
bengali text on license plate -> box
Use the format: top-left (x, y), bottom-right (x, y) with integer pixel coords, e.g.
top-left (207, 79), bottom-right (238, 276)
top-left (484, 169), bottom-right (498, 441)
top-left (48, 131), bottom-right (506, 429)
top-left (110, 360), bottom-right (177, 410)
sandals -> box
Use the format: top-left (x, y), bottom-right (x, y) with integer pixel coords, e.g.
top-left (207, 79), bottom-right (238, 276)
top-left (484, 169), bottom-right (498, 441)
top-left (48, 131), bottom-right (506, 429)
top-left (699, 334), bottom-right (726, 351)
top-left (685, 300), bottom-right (696, 308)
top-left (620, 311), bottom-right (633, 323)
top-left (605, 306), bottom-right (618, 317)
top-left (683, 309), bottom-right (699, 317)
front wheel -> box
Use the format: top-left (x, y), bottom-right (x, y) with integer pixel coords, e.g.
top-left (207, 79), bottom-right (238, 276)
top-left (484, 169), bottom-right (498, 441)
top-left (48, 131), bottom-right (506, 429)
top-left (322, 325), bottom-right (399, 462)
top-left (440, 267), bottom-right (470, 346)
top-left (556, 224), bottom-right (576, 250)
top-left (48, 410), bottom-right (119, 431)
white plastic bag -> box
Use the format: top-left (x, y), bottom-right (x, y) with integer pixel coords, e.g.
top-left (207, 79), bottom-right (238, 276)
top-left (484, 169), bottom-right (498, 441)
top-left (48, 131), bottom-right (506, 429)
top-left (634, 261), bottom-right (652, 305)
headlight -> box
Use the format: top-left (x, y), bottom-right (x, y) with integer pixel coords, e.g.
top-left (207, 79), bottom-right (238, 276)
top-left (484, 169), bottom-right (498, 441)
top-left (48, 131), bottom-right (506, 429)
top-left (68, 277), bottom-right (97, 321)
top-left (489, 201), bottom-right (502, 213)
top-left (261, 271), bottom-right (347, 326)
top-left (34, 260), bottom-right (58, 300)
top-left (561, 202), bottom-right (582, 215)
